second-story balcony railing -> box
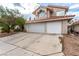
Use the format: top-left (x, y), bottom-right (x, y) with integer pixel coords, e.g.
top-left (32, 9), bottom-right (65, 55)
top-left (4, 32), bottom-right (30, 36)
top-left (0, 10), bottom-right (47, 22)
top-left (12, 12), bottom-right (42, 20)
top-left (49, 15), bottom-right (75, 19)
top-left (28, 15), bottom-right (75, 21)
top-left (26, 15), bottom-right (75, 24)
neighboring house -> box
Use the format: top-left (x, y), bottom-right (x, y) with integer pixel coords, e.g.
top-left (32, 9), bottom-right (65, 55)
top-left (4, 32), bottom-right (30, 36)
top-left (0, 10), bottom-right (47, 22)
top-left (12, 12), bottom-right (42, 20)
top-left (25, 5), bottom-right (75, 34)
top-left (72, 21), bottom-right (79, 33)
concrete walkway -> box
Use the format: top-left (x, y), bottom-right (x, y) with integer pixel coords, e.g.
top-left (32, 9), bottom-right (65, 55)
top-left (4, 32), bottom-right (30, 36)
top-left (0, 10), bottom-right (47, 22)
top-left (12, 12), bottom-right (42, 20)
top-left (0, 32), bottom-right (64, 56)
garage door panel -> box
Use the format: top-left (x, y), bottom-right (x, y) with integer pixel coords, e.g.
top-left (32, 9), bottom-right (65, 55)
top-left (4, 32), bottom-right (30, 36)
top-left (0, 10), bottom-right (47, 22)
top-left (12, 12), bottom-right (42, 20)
top-left (47, 22), bottom-right (62, 33)
top-left (28, 23), bottom-right (45, 33)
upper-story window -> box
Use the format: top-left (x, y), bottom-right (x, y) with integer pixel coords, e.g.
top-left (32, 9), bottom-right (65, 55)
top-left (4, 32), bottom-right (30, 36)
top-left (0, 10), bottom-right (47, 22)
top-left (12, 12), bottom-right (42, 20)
top-left (56, 11), bottom-right (65, 16)
top-left (38, 10), bottom-right (46, 17)
top-left (49, 10), bottom-right (53, 15)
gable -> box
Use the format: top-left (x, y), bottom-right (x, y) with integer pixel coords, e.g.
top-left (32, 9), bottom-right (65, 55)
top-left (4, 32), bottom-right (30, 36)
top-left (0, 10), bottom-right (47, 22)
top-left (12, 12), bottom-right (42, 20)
top-left (33, 5), bottom-right (68, 15)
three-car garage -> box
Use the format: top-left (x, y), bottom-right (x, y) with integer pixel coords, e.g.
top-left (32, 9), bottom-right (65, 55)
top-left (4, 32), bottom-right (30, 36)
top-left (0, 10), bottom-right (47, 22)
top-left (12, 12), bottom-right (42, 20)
top-left (24, 19), bottom-right (68, 34)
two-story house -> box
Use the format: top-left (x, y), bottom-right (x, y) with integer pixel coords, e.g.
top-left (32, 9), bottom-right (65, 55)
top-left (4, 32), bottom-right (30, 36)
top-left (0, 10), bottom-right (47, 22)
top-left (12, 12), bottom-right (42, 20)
top-left (25, 5), bottom-right (75, 34)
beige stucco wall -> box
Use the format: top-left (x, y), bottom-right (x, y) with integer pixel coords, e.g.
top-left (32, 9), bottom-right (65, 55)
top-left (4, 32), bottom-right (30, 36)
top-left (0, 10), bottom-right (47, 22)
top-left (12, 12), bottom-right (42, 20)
top-left (61, 20), bottom-right (68, 34)
top-left (74, 25), bottom-right (79, 32)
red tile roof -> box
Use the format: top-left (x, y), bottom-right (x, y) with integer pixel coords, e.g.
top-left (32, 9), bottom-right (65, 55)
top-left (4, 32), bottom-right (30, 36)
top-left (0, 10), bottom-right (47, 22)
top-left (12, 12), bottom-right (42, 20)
top-left (47, 6), bottom-right (68, 11)
top-left (26, 15), bottom-right (75, 24)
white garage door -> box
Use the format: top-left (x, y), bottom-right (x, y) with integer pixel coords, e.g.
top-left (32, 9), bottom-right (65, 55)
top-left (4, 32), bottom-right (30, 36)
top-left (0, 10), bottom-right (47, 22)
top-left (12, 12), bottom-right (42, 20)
top-left (47, 22), bottom-right (62, 34)
top-left (27, 23), bottom-right (45, 33)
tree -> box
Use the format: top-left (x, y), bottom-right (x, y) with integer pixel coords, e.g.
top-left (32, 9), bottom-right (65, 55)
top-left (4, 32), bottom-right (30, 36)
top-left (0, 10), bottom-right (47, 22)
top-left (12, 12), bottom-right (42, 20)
top-left (0, 5), bottom-right (23, 33)
top-left (15, 17), bottom-right (25, 31)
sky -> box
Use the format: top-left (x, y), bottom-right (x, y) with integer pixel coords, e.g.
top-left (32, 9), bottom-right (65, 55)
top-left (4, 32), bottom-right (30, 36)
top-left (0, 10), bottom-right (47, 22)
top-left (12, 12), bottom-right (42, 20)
top-left (40, 3), bottom-right (79, 19)
top-left (0, 3), bottom-right (79, 20)
top-left (0, 3), bottom-right (40, 14)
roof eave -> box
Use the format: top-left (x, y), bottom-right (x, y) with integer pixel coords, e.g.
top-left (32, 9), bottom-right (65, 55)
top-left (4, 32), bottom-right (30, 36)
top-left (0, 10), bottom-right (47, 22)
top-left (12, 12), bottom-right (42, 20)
top-left (26, 17), bottom-right (74, 24)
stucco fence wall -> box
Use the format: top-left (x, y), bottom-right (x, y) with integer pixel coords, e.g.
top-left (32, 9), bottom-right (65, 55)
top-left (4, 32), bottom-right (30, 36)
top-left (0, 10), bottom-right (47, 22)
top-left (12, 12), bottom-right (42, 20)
top-left (73, 24), bottom-right (79, 32)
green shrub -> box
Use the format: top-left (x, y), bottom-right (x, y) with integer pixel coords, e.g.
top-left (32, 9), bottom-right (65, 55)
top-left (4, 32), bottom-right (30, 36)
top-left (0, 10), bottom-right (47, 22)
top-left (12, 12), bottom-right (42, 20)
top-left (15, 17), bottom-right (25, 31)
top-left (15, 17), bottom-right (25, 25)
top-left (0, 23), bottom-right (9, 33)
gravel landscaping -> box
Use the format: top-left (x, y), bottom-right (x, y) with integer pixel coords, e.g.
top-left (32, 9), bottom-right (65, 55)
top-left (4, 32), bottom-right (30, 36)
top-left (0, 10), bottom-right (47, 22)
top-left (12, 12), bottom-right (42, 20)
top-left (62, 34), bottom-right (79, 56)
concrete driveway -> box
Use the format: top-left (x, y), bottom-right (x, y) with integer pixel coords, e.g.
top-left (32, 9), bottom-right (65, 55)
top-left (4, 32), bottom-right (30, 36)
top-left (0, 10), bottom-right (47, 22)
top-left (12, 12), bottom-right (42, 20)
top-left (0, 32), bottom-right (64, 56)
